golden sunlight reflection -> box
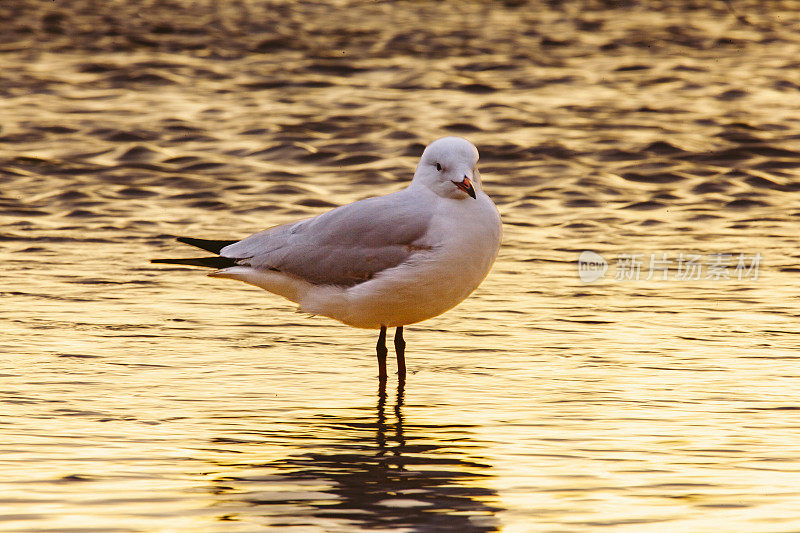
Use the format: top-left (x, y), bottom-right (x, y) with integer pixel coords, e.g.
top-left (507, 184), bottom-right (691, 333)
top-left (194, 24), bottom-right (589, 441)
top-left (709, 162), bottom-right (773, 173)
top-left (3, 0), bottom-right (800, 531)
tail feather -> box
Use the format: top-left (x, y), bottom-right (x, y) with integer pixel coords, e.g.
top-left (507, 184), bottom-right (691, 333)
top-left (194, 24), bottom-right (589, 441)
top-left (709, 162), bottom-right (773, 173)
top-left (151, 256), bottom-right (238, 269)
top-left (176, 236), bottom-right (238, 254)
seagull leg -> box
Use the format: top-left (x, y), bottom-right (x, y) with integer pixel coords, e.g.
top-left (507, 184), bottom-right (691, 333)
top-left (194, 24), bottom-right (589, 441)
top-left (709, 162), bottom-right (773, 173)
top-left (376, 325), bottom-right (388, 381)
top-left (394, 326), bottom-right (406, 381)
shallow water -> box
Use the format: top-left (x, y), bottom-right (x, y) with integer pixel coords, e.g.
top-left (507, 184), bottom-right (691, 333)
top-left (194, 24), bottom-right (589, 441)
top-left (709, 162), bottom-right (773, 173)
top-left (3, 1), bottom-right (800, 531)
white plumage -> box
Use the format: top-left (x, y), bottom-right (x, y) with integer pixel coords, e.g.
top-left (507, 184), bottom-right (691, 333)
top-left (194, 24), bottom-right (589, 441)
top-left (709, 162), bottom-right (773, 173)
top-left (209, 137), bottom-right (501, 329)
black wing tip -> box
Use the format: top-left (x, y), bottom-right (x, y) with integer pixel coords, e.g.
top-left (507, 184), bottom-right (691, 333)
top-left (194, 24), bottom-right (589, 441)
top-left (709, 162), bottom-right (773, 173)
top-left (176, 236), bottom-right (238, 254)
top-left (151, 256), bottom-right (238, 269)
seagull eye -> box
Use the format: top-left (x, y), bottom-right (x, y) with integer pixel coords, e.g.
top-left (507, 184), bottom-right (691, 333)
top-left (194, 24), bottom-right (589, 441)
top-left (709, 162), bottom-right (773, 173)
top-left (435, 163), bottom-right (442, 171)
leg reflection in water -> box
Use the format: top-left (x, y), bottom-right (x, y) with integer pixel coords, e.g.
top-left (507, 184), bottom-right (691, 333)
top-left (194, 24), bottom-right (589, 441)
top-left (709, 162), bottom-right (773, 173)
top-left (375, 375), bottom-right (404, 461)
top-left (207, 378), bottom-right (502, 531)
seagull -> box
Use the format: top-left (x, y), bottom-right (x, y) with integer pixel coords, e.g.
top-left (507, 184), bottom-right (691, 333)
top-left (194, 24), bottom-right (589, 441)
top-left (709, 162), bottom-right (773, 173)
top-left (152, 137), bottom-right (502, 381)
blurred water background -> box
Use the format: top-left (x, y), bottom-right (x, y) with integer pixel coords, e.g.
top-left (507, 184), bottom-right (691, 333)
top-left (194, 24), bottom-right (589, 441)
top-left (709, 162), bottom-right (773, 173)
top-left (3, 1), bottom-right (800, 531)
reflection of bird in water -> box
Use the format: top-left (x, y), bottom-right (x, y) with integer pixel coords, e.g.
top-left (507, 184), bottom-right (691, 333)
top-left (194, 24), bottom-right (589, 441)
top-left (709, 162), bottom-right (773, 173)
top-left (208, 381), bottom-right (502, 531)
top-left (152, 137), bottom-right (502, 382)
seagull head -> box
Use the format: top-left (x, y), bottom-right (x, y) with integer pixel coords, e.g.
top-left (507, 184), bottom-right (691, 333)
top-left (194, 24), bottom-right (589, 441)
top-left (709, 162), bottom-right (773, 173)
top-left (413, 137), bottom-right (481, 200)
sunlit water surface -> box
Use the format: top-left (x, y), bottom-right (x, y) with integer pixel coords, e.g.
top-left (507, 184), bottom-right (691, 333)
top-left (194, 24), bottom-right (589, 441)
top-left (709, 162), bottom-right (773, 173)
top-left (3, 1), bottom-right (800, 531)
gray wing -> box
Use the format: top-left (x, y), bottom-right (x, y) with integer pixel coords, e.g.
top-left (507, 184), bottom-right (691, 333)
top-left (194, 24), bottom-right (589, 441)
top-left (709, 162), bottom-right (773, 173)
top-left (220, 190), bottom-right (433, 286)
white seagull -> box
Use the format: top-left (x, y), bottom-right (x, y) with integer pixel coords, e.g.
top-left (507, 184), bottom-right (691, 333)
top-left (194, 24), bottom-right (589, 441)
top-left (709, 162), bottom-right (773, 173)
top-left (153, 137), bottom-right (502, 381)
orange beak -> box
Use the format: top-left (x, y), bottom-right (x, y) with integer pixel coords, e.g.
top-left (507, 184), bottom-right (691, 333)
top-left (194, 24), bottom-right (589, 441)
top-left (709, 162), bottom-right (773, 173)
top-left (452, 177), bottom-right (476, 199)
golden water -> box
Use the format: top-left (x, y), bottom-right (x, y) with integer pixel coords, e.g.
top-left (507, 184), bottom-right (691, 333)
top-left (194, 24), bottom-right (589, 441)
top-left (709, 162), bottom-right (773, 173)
top-left (3, 1), bottom-right (800, 531)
